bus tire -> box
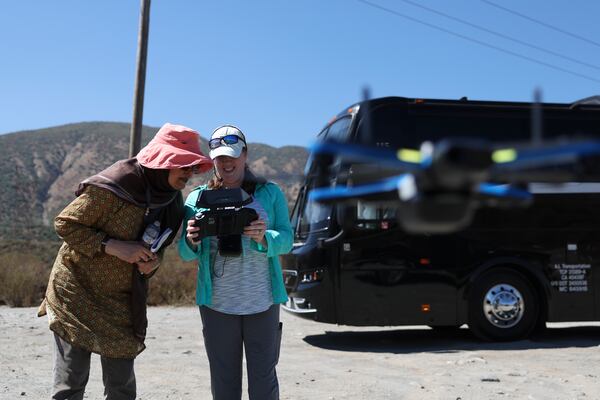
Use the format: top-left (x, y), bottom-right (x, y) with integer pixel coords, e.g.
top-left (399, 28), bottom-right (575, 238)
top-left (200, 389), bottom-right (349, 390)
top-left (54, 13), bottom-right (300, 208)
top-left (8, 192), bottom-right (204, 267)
top-left (468, 268), bottom-right (539, 341)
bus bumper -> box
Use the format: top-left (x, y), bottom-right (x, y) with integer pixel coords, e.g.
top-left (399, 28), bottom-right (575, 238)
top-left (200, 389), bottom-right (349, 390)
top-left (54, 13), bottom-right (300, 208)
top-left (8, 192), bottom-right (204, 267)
top-left (282, 296), bottom-right (318, 315)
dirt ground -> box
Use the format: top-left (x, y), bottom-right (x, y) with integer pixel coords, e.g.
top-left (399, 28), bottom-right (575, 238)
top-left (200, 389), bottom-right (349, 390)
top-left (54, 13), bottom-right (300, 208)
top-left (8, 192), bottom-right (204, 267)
top-left (2, 306), bottom-right (600, 400)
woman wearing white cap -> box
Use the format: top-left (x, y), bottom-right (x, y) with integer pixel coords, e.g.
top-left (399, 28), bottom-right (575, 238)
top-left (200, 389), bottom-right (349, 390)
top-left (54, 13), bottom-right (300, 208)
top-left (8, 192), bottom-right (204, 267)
top-left (178, 124), bottom-right (293, 400)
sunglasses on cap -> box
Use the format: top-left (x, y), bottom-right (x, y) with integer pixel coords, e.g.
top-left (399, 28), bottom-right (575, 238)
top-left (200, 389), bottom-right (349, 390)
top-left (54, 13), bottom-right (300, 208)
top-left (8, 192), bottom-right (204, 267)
top-left (209, 134), bottom-right (246, 150)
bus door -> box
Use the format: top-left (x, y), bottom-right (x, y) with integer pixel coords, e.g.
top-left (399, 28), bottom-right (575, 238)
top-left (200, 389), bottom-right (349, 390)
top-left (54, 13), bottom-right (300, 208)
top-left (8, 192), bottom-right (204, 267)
top-left (336, 202), bottom-right (459, 327)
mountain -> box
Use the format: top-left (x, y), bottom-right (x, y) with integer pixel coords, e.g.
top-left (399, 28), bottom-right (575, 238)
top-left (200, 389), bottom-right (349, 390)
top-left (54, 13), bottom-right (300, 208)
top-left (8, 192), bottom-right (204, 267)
top-left (0, 122), bottom-right (308, 260)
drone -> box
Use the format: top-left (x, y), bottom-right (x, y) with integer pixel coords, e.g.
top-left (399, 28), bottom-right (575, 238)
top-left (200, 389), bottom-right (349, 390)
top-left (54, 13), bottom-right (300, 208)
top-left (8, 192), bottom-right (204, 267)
top-left (308, 95), bottom-right (600, 234)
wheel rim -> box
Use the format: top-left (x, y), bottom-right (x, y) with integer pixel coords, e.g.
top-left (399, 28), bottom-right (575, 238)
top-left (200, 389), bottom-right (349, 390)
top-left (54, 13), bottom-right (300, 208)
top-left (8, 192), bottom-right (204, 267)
top-left (483, 284), bottom-right (524, 329)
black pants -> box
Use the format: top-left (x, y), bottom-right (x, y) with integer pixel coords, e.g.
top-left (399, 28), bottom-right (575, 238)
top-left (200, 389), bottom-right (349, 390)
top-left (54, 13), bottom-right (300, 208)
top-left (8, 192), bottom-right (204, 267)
top-left (51, 333), bottom-right (136, 400)
top-left (200, 304), bottom-right (282, 400)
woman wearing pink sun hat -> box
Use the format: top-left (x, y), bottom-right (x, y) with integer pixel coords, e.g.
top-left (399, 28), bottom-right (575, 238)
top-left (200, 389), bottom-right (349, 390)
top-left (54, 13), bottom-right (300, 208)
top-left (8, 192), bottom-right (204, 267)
top-left (38, 123), bottom-right (212, 400)
top-left (137, 123), bottom-right (213, 171)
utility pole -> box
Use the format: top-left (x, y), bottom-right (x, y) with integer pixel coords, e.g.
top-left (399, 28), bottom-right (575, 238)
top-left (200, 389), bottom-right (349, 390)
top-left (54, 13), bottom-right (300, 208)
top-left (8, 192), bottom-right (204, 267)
top-left (129, 0), bottom-right (151, 157)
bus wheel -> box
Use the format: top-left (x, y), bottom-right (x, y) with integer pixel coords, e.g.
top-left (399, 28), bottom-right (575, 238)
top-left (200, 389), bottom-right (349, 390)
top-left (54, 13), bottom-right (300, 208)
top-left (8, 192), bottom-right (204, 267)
top-left (468, 268), bottom-right (539, 341)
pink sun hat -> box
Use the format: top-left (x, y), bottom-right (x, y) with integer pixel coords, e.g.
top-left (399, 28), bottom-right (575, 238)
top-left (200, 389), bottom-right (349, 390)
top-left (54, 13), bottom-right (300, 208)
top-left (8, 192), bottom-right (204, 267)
top-left (136, 123), bottom-right (213, 172)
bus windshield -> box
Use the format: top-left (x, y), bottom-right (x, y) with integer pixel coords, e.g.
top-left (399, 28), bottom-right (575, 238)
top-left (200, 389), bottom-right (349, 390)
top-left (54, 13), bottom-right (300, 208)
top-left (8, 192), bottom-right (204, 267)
top-left (293, 184), bottom-right (332, 238)
top-left (293, 116), bottom-right (353, 237)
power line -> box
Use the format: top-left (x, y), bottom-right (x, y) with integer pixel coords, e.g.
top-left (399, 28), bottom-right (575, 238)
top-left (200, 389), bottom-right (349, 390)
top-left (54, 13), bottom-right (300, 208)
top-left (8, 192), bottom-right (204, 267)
top-left (357, 0), bottom-right (600, 84)
top-left (397, 0), bottom-right (600, 71)
top-left (482, 0), bottom-right (600, 49)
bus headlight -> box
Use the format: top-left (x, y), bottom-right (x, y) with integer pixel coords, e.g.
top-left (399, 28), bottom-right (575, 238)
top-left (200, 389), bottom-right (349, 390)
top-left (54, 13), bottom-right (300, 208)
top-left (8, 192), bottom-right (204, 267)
top-left (300, 269), bottom-right (324, 283)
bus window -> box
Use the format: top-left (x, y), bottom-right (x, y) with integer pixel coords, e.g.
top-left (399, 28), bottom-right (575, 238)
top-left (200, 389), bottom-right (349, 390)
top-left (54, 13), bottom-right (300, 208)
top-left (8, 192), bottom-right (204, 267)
top-left (289, 185), bottom-right (304, 234)
top-left (298, 185), bottom-right (332, 237)
top-left (290, 183), bottom-right (332, 239)
top-left (357, 201), bottom-right (378, 220)
top-left (325, 116), bottom-right (352, 142)
top-left (358, 104), bottom-right (528, 149)
top-left (295, 115), bottom-right (352, 237)
top-left (302, 117), bottom-right (351, 177)
top-left (355, 201), bottom-right (397, 229)
top-left (358, 103), bottom-right (600, 150)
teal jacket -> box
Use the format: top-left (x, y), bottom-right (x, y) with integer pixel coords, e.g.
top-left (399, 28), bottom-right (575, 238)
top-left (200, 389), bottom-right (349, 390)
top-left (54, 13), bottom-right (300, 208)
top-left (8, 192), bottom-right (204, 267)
top-left (178, 182), bottom-right (293, 306)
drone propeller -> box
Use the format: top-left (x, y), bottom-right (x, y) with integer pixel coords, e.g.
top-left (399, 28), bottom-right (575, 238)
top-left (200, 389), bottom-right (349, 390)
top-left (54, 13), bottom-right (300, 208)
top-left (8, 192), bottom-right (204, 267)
top-left (310, 140), bottom-right (422, 171)
top-left (490, 140), bottom-right (600, 182)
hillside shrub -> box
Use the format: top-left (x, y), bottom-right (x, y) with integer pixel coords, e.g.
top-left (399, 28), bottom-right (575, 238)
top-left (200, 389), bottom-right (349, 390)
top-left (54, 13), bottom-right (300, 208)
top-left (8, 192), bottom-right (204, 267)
top-left (0, 245), bottom-right (199, 308)
top-left (147, 247), bottom-right (197, 305)
top-left (0, 253), bottom-right (49, 307)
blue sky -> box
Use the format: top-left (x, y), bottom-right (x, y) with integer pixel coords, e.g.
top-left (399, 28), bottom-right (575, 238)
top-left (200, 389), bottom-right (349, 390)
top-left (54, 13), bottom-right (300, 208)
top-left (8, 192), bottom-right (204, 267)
top-left (1, 0), bottom-right (599, 147)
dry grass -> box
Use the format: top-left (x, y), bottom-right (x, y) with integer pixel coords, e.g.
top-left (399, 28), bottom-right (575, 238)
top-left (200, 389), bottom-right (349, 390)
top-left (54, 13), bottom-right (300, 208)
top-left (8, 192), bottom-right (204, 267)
top-left (0, 244), bottom-right (199, 308)
top-left (0, 252), bottom-right (49, 307)
top-left (147, 247), bottom-right (197, 306)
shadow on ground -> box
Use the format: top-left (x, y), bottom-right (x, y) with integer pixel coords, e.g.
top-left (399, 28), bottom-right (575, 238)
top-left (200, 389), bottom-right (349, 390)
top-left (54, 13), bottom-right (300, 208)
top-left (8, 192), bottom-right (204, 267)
top-left (302, 325), bottom-right (600, 354)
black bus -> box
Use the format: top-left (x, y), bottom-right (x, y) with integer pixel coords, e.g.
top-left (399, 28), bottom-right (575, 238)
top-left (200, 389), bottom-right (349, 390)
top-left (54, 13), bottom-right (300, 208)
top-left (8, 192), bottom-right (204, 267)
top-left (281, 95), bottom-right (600, 341)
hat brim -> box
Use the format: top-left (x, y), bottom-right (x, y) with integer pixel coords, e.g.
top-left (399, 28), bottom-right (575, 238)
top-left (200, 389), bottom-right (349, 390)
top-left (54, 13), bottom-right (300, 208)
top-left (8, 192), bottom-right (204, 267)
top-left (137, 143), bottom-right (213, 172)
top-left (209, 143), bottom-right (244, 160)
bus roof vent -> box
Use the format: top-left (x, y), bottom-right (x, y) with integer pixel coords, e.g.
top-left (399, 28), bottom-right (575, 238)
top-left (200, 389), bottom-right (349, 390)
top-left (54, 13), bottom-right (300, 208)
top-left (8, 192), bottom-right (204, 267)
top-left (570, 95), bottom-right (600, 109)
top-left (459, 96), bottom-right (468, 101)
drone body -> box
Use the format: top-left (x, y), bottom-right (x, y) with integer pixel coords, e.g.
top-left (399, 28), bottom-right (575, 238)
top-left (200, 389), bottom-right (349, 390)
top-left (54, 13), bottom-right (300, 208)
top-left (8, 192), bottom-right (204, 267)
top-left (308, 95), bottom-right (600, 233)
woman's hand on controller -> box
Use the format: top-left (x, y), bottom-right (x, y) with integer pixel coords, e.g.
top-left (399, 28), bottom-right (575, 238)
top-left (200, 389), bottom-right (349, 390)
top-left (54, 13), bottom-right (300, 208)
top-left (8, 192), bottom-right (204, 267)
top-left (244, 219), bottom-right (267, 245)
top-left (186, 219), bottom-right (202, 246)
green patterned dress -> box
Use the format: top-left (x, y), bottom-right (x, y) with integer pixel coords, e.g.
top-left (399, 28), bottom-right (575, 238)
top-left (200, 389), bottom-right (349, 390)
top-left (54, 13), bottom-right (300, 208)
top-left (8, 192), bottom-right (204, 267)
top-left (38, 185), bottom-right (147, 359)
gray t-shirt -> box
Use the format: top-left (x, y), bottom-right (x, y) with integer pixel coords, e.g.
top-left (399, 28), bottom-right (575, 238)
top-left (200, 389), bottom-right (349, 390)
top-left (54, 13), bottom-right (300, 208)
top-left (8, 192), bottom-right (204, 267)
top-left (207, 197), bottom-right (273, 315)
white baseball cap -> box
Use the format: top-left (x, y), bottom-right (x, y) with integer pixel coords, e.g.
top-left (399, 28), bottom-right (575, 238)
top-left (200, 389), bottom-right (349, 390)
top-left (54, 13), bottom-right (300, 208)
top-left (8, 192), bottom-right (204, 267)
top-left (208, 125), bottom-right (247, 160)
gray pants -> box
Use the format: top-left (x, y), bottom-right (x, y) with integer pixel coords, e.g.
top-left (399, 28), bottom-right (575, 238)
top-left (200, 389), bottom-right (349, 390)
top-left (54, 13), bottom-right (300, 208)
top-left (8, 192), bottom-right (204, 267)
top-left (52, 333), bottom-right (136, 400)
top-left (200, 304), bottom-right (282, 400)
